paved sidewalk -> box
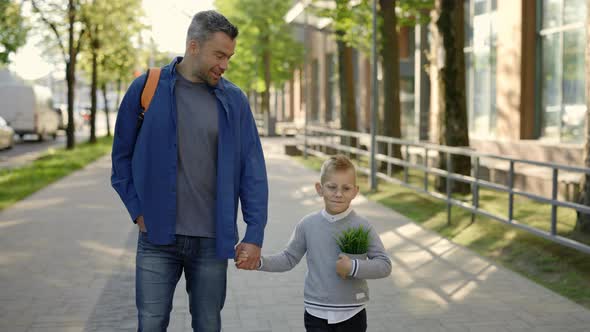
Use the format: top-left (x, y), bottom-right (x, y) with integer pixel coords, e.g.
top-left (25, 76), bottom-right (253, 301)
top-left (0, 138), bottom-right (589, 332)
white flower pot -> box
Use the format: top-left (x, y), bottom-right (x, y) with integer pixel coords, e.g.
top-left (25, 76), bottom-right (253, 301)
top-left (342, 252), bottom-right (367, 260)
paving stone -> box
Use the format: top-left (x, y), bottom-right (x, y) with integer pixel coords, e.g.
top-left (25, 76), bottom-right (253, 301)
top-left (0, 138), bottom-right (588, 331)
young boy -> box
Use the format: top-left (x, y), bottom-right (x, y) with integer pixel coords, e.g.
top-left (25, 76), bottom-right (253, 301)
top-left (238, 155), bottom-right (392, 332)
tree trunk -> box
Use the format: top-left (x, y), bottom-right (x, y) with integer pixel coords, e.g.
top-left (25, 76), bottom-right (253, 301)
top-left (337, 36), bottom-right (357, 148)
top-left (379, 0), bottom-right (402, 171)
top-left (89, 45), bottom-right (98, 143)
top-left (102, 83), bottom-right (111, 137)
top-left (65, 0), bottom-right (76, 150)
top-left (116, 78), bottom-right (122, 110)
top-left (261, 34), bottom-right (274, 136)
top-left (434, 0), bottom-right (471, 194)
top-left (575, 0), bottom-right (590, 234)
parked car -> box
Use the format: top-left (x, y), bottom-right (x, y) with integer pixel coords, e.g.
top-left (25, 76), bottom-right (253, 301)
top-left (54, 104), bottom-right (84, 130)
top-left (79, 106), bottom-right (91, 126)
top-left (54, 106), bottom-right (66, 130)
top-left (0, 84), bottom-right (59, 141)
top-left (0, 116), bottom-right (15, 150)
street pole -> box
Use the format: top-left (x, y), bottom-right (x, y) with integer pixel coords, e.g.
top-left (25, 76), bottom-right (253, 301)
top-left (370, 0), bottom-right (378, 191)
top-left (303, 8), bottom-right (309, 159)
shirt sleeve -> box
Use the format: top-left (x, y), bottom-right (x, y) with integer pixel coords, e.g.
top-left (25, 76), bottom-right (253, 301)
top-left (259, 220), bottom-right (307, 272)
top-left (110, 75), bottom-right (146, 223)
top-left (352, 225), bottom-right (392, 279)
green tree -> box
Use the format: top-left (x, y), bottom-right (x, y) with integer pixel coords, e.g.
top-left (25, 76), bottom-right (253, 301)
top-left (31, 0), bottom-right (87, 149)
top-left (379, 0), bottom-right (401, 164)
top-left (432, 0), bottom-right (470, 194)
top-left (79, 0), bottom-right (143, 142)
top-left (216, 0), bottom-right (304, 135)
top-left (312, 0), bottom-right (370, 137)
top-left (100, 36), bottom-right (146, 136)
top-left (379, 0), bottom-right (432, 166)
top-left (314, 0), bottom-right (432, 155)
top-left (0, 0), bottom-right (28, 65)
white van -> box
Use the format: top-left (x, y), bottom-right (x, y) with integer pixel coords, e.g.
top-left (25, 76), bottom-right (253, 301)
top-left (0, 84), bottom-right (59, 141)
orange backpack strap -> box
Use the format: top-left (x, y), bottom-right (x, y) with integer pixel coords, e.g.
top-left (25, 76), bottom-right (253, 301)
top-left (140, 67), bottom-right (161, 112)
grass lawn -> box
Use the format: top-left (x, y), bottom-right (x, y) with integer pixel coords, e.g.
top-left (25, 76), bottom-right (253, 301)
top-left (294, 155), bottom-right (590, 309)
top-left (0, 136), bottom-right (113, 211)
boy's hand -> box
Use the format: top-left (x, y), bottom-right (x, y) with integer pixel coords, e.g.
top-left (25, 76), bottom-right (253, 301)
top-left (336, 254), bottom-right (352, 279)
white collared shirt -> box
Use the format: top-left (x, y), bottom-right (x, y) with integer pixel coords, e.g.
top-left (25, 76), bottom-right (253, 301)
top-left (321, 206), bottom-right (353, 222)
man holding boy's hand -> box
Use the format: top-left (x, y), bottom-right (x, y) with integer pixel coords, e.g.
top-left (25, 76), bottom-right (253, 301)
top-left (235, 243), bottom-right (261, 270)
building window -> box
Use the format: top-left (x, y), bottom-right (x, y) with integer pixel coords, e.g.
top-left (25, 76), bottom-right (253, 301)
top-left (312, 59), bottom-right (320, 122)
top-left (464, 0), bottom-right (497, 138)
top-left (539, 0), bottom-right (586, 143)
top-left (400, 77), bottom-right (417, 140)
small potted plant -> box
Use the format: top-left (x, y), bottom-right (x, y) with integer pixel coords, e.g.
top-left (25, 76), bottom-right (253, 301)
top-left (336, 226), bottom-right (370, 260)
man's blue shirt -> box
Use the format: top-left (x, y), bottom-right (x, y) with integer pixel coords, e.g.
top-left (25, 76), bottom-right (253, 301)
top-left (111, 57), bottom-right (268, 259)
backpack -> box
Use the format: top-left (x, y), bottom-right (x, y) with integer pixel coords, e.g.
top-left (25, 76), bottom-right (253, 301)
top-left (136, 67), bottom-right (161, 131)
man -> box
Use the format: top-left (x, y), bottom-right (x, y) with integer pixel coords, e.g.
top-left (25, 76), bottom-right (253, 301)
top-left (111, 10), bottom-right (268, 332)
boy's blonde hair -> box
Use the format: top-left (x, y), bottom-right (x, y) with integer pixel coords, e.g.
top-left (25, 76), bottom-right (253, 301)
top-left (319, 155), bottom-right (356, 184)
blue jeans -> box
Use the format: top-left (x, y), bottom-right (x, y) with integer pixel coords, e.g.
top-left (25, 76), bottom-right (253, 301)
top-left (136, 232), bottom-right (228, 332)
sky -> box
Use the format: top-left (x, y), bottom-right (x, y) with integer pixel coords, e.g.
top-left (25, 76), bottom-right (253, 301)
top-left (9, 0), bottom-right (216, 81)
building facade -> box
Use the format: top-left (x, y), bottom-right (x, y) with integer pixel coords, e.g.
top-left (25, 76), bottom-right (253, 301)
top-left (267, 0), bottom-right (587, 165)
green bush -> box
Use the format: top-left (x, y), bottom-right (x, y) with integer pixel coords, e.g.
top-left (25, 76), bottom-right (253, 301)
top-left (336, 226), bottom-right (370, 254)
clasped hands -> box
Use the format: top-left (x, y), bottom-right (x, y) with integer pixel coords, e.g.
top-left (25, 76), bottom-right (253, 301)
top-left (234, 242), bottom-right (262, 270)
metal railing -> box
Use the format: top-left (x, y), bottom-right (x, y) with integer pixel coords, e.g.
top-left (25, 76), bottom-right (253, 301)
top-left (297, 125), bottom-right (590, 255)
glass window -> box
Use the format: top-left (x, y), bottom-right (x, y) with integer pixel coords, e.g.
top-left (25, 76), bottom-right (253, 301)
top-left (464, 0), bottom-right (497, 138)
top-left (312, 59), bottom-right (320, 122)
top-left (400, 78), bottom-right (416, 140)
top-left (539, 0), bottom-right (586, 142)
top-left (542, 0), bottom-right (563, 28)
top-left (564, 0), bottom-right (586, 24)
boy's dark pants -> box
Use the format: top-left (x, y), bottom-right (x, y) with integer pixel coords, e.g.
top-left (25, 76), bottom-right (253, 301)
top-left (304, 309), bottom-right (367, 332)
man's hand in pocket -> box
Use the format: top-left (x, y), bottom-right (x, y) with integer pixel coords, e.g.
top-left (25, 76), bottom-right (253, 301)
top-left (136, 215), bottom-right (147, 232)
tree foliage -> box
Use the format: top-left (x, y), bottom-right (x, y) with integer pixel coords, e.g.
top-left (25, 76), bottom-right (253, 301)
top-left (312, 0), bottom-right (433, 56)
top-left (79, 0), bottom-right (143, 89)
top-left (311, 0), bottom-right (373, 56)
top-left (214, 0), bottom-right (304, 92)
top-left (31, 0), bottom-right (87, 149)
top-left (0, 0), bottom-right (29, 65)
top-left (78, 0), bottom-right (143, 141)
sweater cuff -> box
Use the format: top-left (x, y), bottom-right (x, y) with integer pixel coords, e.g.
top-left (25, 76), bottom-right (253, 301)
top-left (257, 258), bottom-right (263, 270)
top-left (349, 259), bottom-right (358, 277)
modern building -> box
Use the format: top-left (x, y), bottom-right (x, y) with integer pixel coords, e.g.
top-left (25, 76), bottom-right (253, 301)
top-left (270, 0), bottom-right (587, 167)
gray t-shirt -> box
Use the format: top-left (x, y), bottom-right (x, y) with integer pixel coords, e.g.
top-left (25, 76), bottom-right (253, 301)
top-left (175, 72), bottom-right (218, 237)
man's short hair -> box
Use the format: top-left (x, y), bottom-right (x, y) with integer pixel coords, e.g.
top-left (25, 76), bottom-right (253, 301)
top-left (319, 155), bottom-right (356, 184)
top-left (186, 10), bottom-right (239, 44)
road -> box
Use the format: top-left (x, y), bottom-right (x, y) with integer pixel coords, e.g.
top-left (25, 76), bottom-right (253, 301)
top-left (0, 112), bottom-right (116, 169)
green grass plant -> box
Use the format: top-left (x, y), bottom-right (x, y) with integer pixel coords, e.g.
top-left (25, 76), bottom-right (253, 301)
top-left (0, 136), bottom-right (113, 211)
top-left (336, 226), bottom-right (370, 254)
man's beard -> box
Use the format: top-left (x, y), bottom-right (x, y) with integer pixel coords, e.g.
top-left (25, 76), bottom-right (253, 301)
top-left (191, 67), bottom-right (209, 85)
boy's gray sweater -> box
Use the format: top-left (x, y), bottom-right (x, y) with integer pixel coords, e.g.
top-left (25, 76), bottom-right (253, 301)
top-left (260, 210), bottom-right (392, 310)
